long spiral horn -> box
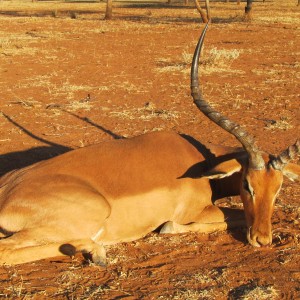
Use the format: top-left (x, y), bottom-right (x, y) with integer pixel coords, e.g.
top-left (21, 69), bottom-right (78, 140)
top-left (270, 140), bottom-right (300, 170)
top-left (191, 24), bottom-right (265, 170)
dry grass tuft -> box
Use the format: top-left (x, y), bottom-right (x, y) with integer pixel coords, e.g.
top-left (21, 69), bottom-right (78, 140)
top-left (265, 117), bottom-right (293, 131)
top-left (110, 102), bottom-right (179, 122)
top-left (157, 47), bottom-right (243, 75)
top-left (232, 285), bottom-right (279, 300)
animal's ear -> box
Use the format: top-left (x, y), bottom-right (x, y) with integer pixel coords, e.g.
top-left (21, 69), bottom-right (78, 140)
top-left (282, 163), bottom-right (300, 182)
top-left (202, 159), bottom-right (243, 179)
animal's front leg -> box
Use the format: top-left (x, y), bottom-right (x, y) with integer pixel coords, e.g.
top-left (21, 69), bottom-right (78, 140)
top-left (160, 206), bottom-right (246, 234)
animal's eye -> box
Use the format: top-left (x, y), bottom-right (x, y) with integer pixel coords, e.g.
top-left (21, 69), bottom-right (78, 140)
top-left (243, 179), bottom-right (253, 196)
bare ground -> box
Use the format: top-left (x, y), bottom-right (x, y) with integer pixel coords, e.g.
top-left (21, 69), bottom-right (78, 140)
top-left (0, 0), bottom-right (299, 299)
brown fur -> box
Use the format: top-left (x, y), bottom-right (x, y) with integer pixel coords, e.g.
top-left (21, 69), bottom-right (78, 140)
top-left (0, 131), bottom-right (298, 265)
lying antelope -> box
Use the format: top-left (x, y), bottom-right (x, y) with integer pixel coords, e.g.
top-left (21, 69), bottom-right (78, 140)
top-left (0, 24), bottom-right (299, 266)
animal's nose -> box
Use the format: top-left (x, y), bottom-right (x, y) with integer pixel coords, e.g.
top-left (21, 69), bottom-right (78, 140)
top-left (247, 227), bottom-right (272, 247)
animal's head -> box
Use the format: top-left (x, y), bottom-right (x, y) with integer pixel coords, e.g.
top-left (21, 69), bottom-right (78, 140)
top-left (191, 24), bottom-right (300, 247)
top-left (240, 147), bottom-right (299, 247)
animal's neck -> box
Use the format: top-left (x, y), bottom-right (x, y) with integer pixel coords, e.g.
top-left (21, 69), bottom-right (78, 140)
top-left (210, 172), bottom-right (242, 202)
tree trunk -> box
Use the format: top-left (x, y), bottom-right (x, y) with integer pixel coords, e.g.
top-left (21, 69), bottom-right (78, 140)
top-left (205, 0), bottom-right (211, 21)
top-left (245, 0), bottom-right (253, 20)
top-left (237, 0), bottom-right (241, 5)
top-left (194, 0), bottom-right (208, 23)
top-left (298, 0), bottom-right (300, 6)
top-left (105, 0), bottom-right (113, 19)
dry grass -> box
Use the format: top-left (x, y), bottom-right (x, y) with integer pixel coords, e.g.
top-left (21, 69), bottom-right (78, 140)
top-left (231, 285), bottom-right (279, 300)
top-left (1, 0), bottom-right (300, 24)
top-left (110, 101), bottom-right (179, 122)
top-left (157, 46), bottom-right (243, 75)
top-left (200, 47), bottom-right (243, 74)
top-left (0, 0), bottom-right (299, 299)
top-left (0, 34), bottom-right (38, 57)
top-left (265, 116), bottom-right (293, 131)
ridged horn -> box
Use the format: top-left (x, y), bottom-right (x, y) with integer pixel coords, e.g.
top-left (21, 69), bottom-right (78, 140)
top-left (270, 140), bottom-right (300, 170)
top-left (191, 24), bottom-right (265, 170)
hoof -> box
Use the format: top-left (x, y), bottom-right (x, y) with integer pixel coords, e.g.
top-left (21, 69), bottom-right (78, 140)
top-left (160, 221), bottom-right (174, 234)
top-left (92, 254), bottom-right (107, 267)
top-left (91, 243), bottom-right (107, 267)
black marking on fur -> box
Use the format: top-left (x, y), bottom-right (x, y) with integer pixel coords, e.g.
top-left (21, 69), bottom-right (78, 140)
top-left (0, 227), bottom-right (14, 238)
top-left (59, 244), bottom-right (76, 256)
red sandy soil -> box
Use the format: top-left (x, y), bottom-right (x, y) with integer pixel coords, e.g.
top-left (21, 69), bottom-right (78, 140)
top-left (0, 1), bottom-right (299, 299)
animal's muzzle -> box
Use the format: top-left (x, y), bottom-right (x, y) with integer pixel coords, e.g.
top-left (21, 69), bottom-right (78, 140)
top-left (247, 226), bottom-right (272, 247)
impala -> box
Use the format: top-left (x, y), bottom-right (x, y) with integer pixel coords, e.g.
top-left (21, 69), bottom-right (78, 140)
top-left (0, 24), bottom-right (299, 266)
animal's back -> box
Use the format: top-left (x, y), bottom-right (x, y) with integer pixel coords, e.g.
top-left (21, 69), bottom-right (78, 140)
top-left (0, 132), bottom-right (206, 201)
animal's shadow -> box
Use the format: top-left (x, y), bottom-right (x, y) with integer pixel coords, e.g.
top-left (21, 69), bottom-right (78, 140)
top-left (0, 112), bottom-right (122, 176)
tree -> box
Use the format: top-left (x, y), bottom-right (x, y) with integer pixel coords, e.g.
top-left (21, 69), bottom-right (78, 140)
top-left (105, 0), bottom-right (113, 19)
top-left (194, 0), bottom-right (210, 23)
top-left (244, 0), bottom-right (253, 20)
top-left (205, 0), bottom-right (211, 21)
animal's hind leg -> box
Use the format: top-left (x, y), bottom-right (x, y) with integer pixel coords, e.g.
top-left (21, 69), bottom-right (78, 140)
top-left (0, 229), bottom-right (64, 265)
top-left (0, 185), bottom-right (111, 265)
top-left (160, 206), bottom-right (246, 234)
top-left (59, 239), bottom-right (107, 266)
top-left (0, 229), bottom-right (107, 266)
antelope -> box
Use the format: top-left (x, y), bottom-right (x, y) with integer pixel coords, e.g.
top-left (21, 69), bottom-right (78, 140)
top-left (0, 24), bottom-right (299, 266)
